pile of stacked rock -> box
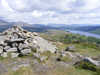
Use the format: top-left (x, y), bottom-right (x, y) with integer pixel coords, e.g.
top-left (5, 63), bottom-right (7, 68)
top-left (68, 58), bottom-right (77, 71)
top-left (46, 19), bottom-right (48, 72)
top-left (0, 26), bottom-right (57, 58)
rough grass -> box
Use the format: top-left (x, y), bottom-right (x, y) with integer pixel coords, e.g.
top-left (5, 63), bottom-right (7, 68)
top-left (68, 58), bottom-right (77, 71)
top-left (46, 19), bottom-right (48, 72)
top-left (1, 30), bottom-right (100, 75)
top-left (39, 30), bottom-right (67, 42)
top-left (40, 29), bottom-right (100, 57)
top-left (5, 67), bottom-right (36, 75)
top-left (4, 66), bottom-right (95, 75)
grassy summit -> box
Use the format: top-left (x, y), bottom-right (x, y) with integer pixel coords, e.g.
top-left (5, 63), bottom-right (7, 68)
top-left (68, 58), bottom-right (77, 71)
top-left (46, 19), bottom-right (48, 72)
top-left (0, 29), bottom-right (100, 75)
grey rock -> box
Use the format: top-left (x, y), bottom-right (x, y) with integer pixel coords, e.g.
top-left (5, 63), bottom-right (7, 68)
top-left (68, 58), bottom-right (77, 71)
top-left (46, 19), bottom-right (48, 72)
top-left (0, 26), bottom-right (57, 58)
top-left (8, 38), bottom-right (25, 42)
top-left (0, 46), bottom-right (3, 54)
top-left (6, 48), bottom-right (17, 52)
top-left (21, 49), bottom-right (31, 55)
top-left (1, 52), bottom-right (7, 58)
top-left (11, 26), bottom-right (23, 32)
top-left (11, 53), bottom-right (19, 58)
top-left (18, 43), bottom-right (29, 50)
top-left (11, 32), bottom-right (19, 39)
top-left (12, 43), bottom-right (18, 47)
top-left (83, 57), bottom-right (100, 66)
top-left (4, 46), bottom-right (10, 51)
top-left (33, 36), bottom-right (57, 53)
top-left (18, 43), bottom-right (23, 50)
top-left (25, 38), bottom-right (33, 44)
top-left (0, 41), bottom-right (4, 45)
top-left (33, 32), bottom-right (38, 36)
top-left (33, 53), bottom-right (40, 58)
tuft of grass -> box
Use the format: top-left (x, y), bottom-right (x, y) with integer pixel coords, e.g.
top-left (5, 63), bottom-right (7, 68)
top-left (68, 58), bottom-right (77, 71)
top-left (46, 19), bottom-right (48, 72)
top-left (0, 56), bottom-right (5, 60)
top-left (5, 67), bottom-right (36, 75)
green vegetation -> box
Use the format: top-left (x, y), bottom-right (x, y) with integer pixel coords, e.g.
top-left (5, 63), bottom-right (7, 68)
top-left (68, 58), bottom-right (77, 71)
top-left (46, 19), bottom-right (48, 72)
top-left (75, 61), bottom-right (97, 71)
top-left (40, 30), bottom-right (100, 46)
top-left (40, 30), bottom-right (100, 75)
top-left (1, 29), bottom-right (100, 75)
top-left (61, 33), bottom-right (100, 48)
top-left (0, 56), bottom-right (5, 60)
top-left (5, 67), bottom-right (36, 75)
top-left (75, 61), bottom-right (100, 75)
top-left (5, 66), bottom-right (95, 75)
top-left (40, 30), bottom-right (100, 56)
top-left (40, 30), bottom-right (67, 42)
top-left (59, 55), bottom-right (72, 62)
top-left (90, 29), bottom-right (100, 35)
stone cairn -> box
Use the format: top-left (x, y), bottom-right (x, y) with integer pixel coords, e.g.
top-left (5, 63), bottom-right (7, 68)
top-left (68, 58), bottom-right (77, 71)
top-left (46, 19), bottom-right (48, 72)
top-left (0, 26), bottom-right (57, 58)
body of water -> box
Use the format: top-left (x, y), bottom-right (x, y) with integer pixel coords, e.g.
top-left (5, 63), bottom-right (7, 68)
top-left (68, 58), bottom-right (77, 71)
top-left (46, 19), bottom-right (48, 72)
top-left (67, 30), bottom-right (100, 39)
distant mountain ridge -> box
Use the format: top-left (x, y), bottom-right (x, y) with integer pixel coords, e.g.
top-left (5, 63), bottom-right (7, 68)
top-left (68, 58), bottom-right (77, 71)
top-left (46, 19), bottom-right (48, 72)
top-left (65, 26), bottom-right (100, 35)
top-left (0, 19), bottom-right (100, 34)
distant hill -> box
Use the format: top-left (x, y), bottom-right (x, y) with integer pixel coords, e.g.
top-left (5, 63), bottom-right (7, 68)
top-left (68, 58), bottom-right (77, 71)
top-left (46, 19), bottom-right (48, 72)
top-left (67, 26), bottom-right (100, 35)
top-left (0, 19), bottom-right (100, 34)
top-left (0, 20), bottom-right (9, 25)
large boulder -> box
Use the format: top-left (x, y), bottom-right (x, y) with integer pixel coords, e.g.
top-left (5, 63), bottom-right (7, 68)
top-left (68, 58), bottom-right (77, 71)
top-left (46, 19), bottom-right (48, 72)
top-left (83, 57), bottom-right (100, 66)
top-left (33, 36), bottom-right (57, 53)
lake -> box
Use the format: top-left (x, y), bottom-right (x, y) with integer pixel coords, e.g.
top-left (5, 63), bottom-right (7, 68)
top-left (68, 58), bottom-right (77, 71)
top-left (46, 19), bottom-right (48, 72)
top-left (67, 30), bottom-right (100, 39)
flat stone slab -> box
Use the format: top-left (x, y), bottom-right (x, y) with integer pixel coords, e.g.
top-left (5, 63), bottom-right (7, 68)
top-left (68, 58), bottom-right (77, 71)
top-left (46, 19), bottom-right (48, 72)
top-left (7, 38), bottom-right (25, 42)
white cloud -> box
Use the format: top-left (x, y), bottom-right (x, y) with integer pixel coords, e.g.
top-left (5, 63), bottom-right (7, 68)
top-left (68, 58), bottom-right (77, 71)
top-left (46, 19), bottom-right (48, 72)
top-left (1, 0), bottom-right (13, 12)
top-left (32, 11), bottom-right (43, 18)
top-left (0, 0), bottom-right (100, 25)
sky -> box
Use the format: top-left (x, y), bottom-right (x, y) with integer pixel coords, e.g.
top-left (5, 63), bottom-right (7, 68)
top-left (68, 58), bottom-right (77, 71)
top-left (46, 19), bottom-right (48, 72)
top-left (0, 0), bottom-right (100, 25)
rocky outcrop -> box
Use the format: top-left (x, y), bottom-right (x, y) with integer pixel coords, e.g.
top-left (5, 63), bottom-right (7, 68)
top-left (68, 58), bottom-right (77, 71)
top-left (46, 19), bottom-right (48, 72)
top-left (83, 57), bottom-right (100, 66)
top-left (0, 26), bottom-right (57, 58)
